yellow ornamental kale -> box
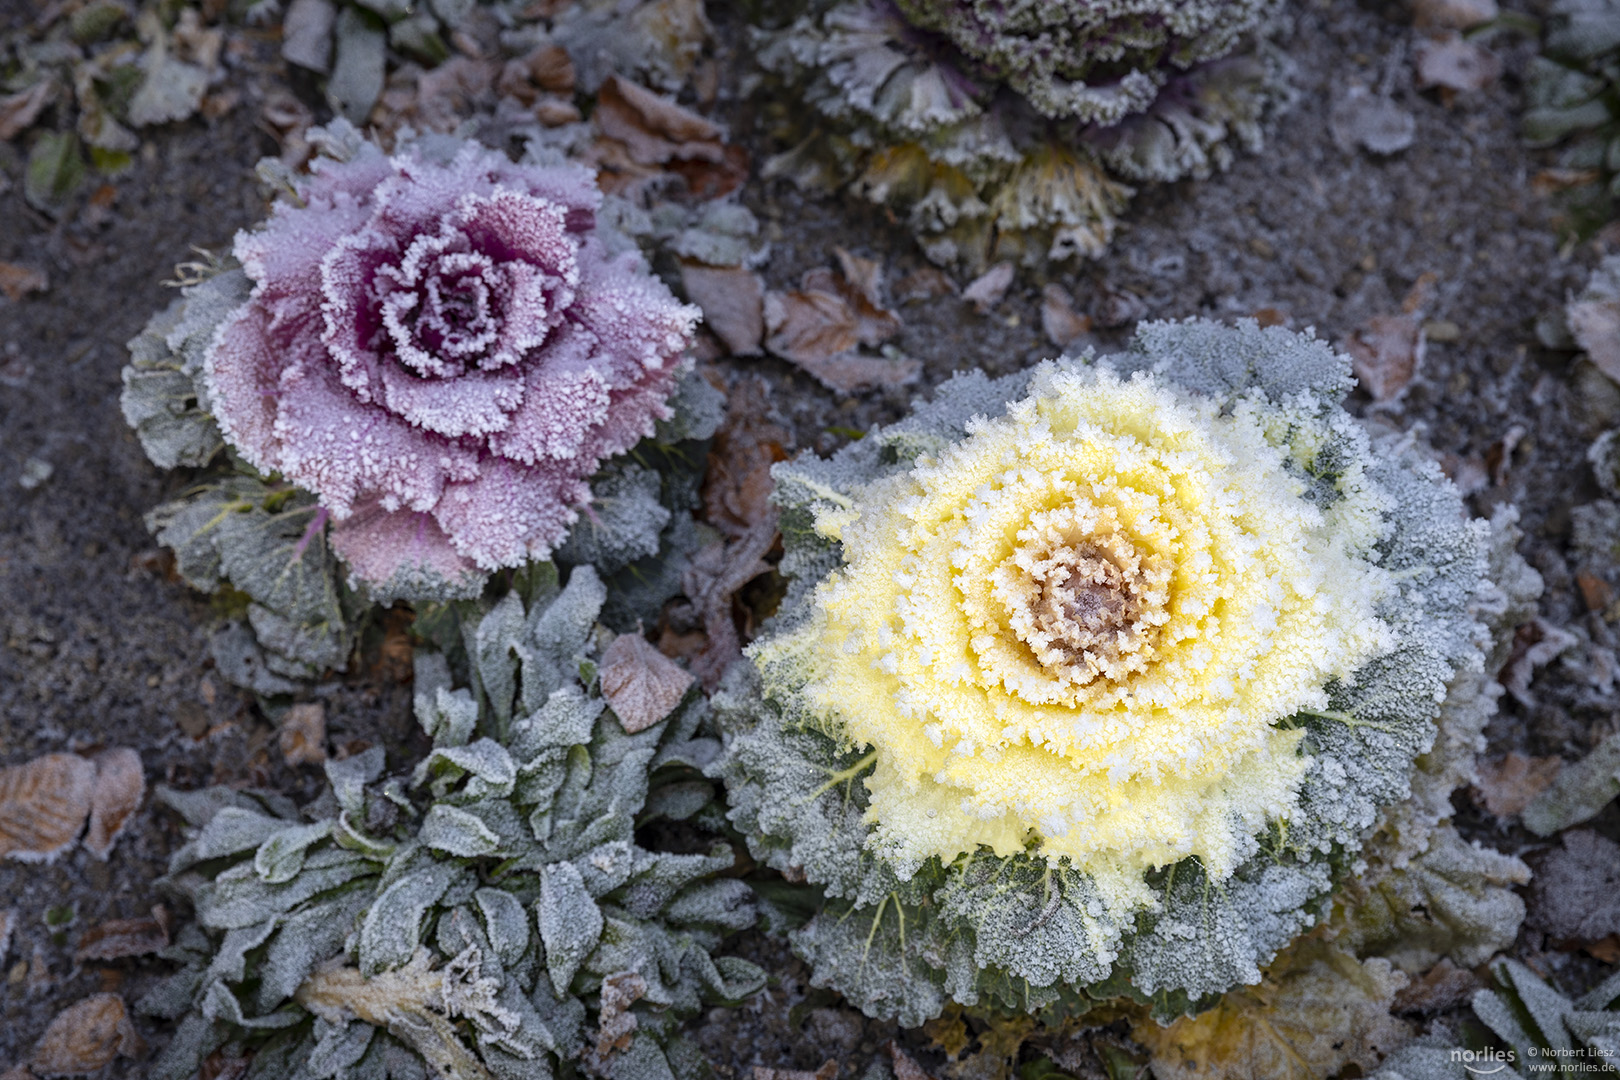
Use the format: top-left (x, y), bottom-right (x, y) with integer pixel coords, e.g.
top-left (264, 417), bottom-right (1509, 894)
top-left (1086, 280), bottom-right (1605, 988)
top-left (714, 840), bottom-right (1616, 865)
top-left (712, 320), bottom-right (1498, 1025)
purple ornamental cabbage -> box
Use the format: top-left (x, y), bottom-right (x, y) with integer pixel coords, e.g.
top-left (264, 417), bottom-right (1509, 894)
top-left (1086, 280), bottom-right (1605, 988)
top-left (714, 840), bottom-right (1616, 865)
top-left (206, 140), bottom-right (699, 597)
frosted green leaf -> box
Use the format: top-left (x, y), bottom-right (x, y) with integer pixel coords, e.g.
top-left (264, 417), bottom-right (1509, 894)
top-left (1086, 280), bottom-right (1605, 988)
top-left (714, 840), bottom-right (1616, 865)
top-left (196, 807), bottom-right (290, 861)
top-left (538, 860), bottom-right (603, 993)
top-left (255, 820), bottom-right (335, 884)
top-left (519, 566), bottom-right (607, 710)
top-left (309, 1018), bottom-right (376, 1078)
top-left (420, 687), bottom-right (481, 750)
top-left (359, 863), bottom-right (458, 976)
top-left (421, 804), bottom-right (502, 858)
top-left (146, 1013), bottom-right (229, 1080)
top-left (204, 919), bottom-right (279, 986)
top-left (470, 591), bottom-right (526, 733)
top-left (556, 463), bottom-right (670, 574)
top-left (201, 981), bottom-right (304, 1029)
top-left (511, 687), bottom-right (603, 759)
top-left (327, 747), bottom-right (386, 820)
top-left (327, 5), bottom-right (386, 122)
top-left (413, 739), bottom-right (516, 801)
top-left (196, 848), bottom-right (375, 930)
top-left (474, 888), bottom-right (530, 968)
top-left (257, 887), bottom-right (371, 1012)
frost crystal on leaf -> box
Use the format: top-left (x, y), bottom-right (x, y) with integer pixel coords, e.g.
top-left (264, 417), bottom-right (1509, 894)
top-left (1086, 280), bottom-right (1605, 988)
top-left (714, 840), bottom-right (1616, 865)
top-left (205, 128), bottom-right (699, 598)
top-left (713, 320), bottom-right (1502, 1025)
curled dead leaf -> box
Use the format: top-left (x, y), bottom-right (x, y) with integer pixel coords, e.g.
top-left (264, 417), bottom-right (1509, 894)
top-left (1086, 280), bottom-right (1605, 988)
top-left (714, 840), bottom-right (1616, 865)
top-left (893, 267), bottom-right (955, 302)
top-left (764, 256), bottom-right (911, 392)
top-left (84, 748), bottom-right (143, 860)
top-left (601, 633), bottom-right (694, 733)
top-left (29, 994), bottom-right (143, 1077)
top-left (0, 753), bottom-right (96, 863)
top-left (1345, 277), bottom-right (1438, 405)
top-left (279, 703), bottom-right (327, 767)
top-left (589, 74), bottom-right (745, 200)
top-left (1391, 958), bottom-right (1478, 1014)
top-left (75, 908), bottom-right (170, 962)
top-left (681, 263), bottom-right (764, 356)
top-left (1474, 751), bottom-right (1562, 818)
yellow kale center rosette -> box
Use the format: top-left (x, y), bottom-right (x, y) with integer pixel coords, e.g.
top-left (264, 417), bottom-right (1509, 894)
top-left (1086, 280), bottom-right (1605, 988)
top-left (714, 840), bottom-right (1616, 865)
top-left (761, 363), bottom-right (1396, 910)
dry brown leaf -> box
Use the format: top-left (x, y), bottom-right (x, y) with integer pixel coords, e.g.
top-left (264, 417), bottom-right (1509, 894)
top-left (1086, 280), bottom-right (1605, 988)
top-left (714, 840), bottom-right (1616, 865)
top-left (0, 753), bottom-right (95, 863)
top-left (683, 509), bottom-right (779, 690)
top-left (1570, 286), bottom-right (1620, 385)
top-left (589, 74), bottom-right (746, 200)
top-left (962, 261), bottom-right (1014, 314)
top-left (278, 703), bottom-right (327, 767)
top-left (1412, 0), bottom-right (1499, 28)
top-left (702, 375), bottom-right (790, 537)
top-left (1577, 571), bottom-right (1615, 613)
top-left (1392, 958), bottom-right (1479, 1014)
top-left (29, 994), bottom-right (143, 1077)
top-left (1137, 942), bottom-right (1410, 1080)
top-left (499, 44), bottom-right (576, 101)
top-left (0, 80), bottom-right (56, 142)
top-left (681, 263), bottom-right (764, 356)
top-left (601, 633), bottom-right (694, 733)
top-left (84, 748), bottom-right (142, 860)
top-left (0, 263), bottom-right (49, 302)
top-left (1415, 31), bottom-right (1501, 92)
top-left (754, 1063), bottom-right (837, 1080)
top-left (1345, 312), bottom-right (1424, 403)
top-left (1041, 283), bottom-right (1090, 348)
top-left (74, 909), bottom-right (169, 962)
top-left (593, 971), bottom-right (647, 1058)
top-left (1474, 751), bottom-right (1562, 818)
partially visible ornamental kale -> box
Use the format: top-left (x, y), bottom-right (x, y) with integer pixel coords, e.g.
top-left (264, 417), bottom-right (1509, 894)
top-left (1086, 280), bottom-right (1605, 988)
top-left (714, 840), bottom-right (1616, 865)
top-left (209, 132), bottom-right (698, 600)
top-left (755, 0), bottom-right (1288, 267)
top-left (713, 320), bottom-right (1498, 1026)
top-left (143, 567), bottom-right (762, 1080)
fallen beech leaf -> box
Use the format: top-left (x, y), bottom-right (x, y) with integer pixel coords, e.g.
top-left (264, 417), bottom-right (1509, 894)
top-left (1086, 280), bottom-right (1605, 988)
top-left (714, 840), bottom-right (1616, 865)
top-left (83, 748), bottom-right (143, 860)
top-left (1474, 751), bottom-right (1562, 818)
top-left (0, 80), bottom-right (55, 141)
top-left (1137, 942), bottom-right (1410, 1080)
top-left (499, 44), bottom-right (575, 101)
top-left (0, 263), bottom-right (49, 302)
top-left (1528, 830), bottom-right (1620, 943)
top-left (1415, 31), bottom-right (1501, 92)
top-left (681, 263), bottom-right (764, 355)
top-left (75, 910), bottom-right (169, 962)
top-left (834, 247), bottom-right (886, 310)
top-left (702, 375), bottom-right (790, 537)
top-left (0, 753), bottom-right (96, 863)
top-left (1577, 571), bottom-right (1614, 613)
top-left (1041, 283), bottom-right (1090, 348)
top-left (1392, 958), bottom-right (1478, 1014)
top-left (601, 633), bottom-right (694, 733)
top-left (278, 703), bottom-right (327, 767)
top-left (29, 994), bottom-right (143, 1077)
top-left (962, 261), bottom-right (1014, 314)
top-left (753, 1063), bottom-right (837, 1080)
top-left (1587, 935), bottom-right (1620, 964)
top-left (683, 509), bottom-right (779, 690)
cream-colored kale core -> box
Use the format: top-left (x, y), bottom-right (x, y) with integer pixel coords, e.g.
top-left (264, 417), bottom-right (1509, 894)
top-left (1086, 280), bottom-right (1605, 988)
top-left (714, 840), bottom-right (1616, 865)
top-left (756, 362), bottom-right (1396, 909)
